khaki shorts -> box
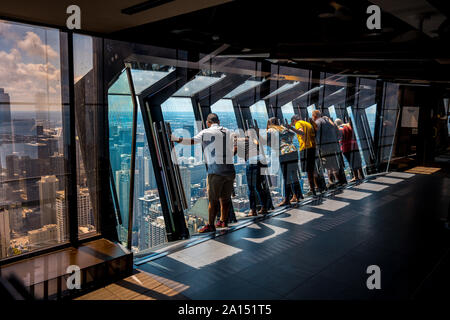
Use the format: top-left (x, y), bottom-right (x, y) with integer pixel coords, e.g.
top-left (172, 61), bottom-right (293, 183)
top-left (207, 174), bottom-right (235, 202)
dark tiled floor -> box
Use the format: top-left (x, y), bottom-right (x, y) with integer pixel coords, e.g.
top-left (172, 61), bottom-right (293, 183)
top-left (87, 168), bottom-right (450, 300)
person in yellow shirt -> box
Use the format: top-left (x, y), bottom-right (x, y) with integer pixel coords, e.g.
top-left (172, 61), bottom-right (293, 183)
top-left (286, 114), bottom-right (319, 196)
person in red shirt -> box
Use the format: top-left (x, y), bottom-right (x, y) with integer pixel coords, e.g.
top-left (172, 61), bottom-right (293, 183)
top-left (335, 119), bottom-right (364, 182)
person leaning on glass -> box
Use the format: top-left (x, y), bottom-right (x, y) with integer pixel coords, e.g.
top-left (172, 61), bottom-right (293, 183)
top-left (264, 117), bottom-right (303, 207)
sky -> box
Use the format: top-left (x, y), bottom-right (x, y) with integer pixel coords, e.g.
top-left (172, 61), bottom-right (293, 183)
top-left (0, 20), bottom-right (91, 113)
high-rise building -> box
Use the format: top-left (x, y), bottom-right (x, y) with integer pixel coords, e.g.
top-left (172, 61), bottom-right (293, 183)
top-left (134, 147), bottom-right (145, 228)
top-left (78, 187), bottom-right (93, 227)
top-left (115, 169), bottom-right (130, 229)
top-left (55, 188), bottom-right (93, 242)
top-left (138, 194), bottom-right (163, 250)
top-left (55, 190), bottom-right (67, 242)
top-left (24, 142), bottom-right (50, 160)
top-left (150, 216), bottom-right (166, 248)
top-left (49, 153), bottom-right (65, 190)
top-left (0, 207), bottom-right (11, 258)
top-left (7, 202), bottom-right (23, 233)
top-left (22, 156), bottom-right (41, 204)
top-left (5, 154), bottom-right (19, 179)
top-left (0, 88), bottom-right (11, 135)
top-left (39, 175), bottom-right (59, 226)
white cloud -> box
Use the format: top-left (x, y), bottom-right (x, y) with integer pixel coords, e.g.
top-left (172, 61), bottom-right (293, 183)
top-left (0, 27), bottom-right (62, 107)
top-left (0, 48), bottom-right (61, 105)
top-left (17, 31), bottom-right (58, 60)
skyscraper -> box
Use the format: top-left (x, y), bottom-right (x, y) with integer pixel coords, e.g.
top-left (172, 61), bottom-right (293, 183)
top-left (77, 187), bottom-right (93, 227)
top-left (134, 147), bottom-right (145, 228)
top-left (0, 88), bottom-right (11, 135)
top-left (115, 169), bottom-right (130, 230)
top-left (0, 207), bottom-right (11, 258)
top-left (138, 194), bottom-right (163, 250)
top-left (5, 154), bottom-right (19, 179)
top-left (7, 202), bottom-right (23, 233)
top-left (22, 156), bottom-right (41, 204)
top-left (39, 175), bottom-right (59, 226)
top-left (55, 190), bottom-right (67, 242)
top-left (150, 216), bottom-right (166, 248)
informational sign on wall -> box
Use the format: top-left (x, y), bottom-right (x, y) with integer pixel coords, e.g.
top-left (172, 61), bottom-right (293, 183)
top-left (401, 106), bottom-right (419, 128)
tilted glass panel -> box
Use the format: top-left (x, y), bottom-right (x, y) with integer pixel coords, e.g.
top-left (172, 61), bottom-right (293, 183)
top-left (249, 100), bottom-right (269, 128)
top-left (347, 106), bottom-right (368, 175)
top-left (378, 83), bottom-right (400, 168)
top-left (365, 104), bottom-right (377, 138)
top-left (0, 20), bottom-right (70, 259)
top-left (263, 82), bottom-right (299, 99)
top-left (210, 99), bottom-right (250, 217)
top-left (161, 97), bottom-right (208, 235)
top-left (108, 70), bottom-right (134, 246)
top-left (248, 100), bottom-right (283, 205)
top-left (281, 102), bottom-right (299, 149)
top-left (328, 105), bottom-right (337, 120)
top-left (307, 104), bottom-right (316, 119)
top-left (132, 100), bottom-right (165, 254)
top-left (280, 101), bottom-right (307, 193)
top-left (131, 69), bottom-right (173, 94)
top-left (224, 80), bottom-right (262, 99)
top-left (172, 75), bottom-right (225, 97)
top-left (329, 105), bottom-right (352, 182)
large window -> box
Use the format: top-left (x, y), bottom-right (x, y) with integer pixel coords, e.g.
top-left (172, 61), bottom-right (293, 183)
top-left (73, 34), bottom-right (99, 239)
top-left (0, 21), bottom-right (70, 259)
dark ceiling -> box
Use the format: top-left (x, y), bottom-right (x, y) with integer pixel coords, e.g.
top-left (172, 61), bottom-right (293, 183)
top-left (112, 0), bottom-right (450, 84)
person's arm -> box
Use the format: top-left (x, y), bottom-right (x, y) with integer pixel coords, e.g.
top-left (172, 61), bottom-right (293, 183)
top-left (172, 129), bottom-right (205, 145)
top-left (286, 122), bottom-right (305, 136)
top-left (171, 135), bottom-right (196, 145)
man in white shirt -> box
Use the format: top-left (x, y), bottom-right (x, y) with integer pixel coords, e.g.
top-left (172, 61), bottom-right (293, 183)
top-left (172, 113), bottom-right (236, 233)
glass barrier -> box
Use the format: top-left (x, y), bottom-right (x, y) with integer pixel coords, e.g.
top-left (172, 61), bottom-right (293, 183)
top-left (248, 100), bottom-right (284, 205)
top-left (108, 69), bottom-right (134, 246)
top-left (161, 97), bottom-right (209, 235)
top-left (346, 106), bottom-right (368, 176)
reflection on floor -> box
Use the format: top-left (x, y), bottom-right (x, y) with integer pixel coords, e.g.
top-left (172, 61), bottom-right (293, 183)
top-left (405, 166), bottom-right (442, 174)
top-left (75, 269), bottom-right (187, 300)
top-left (79, 169), bottom-right (450, 300)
